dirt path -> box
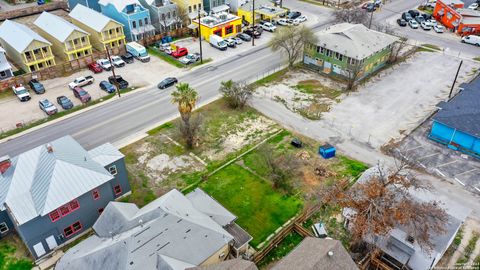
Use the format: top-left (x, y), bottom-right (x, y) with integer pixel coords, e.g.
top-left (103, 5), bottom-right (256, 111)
top-left (448, 218), bottom-right (480, 268)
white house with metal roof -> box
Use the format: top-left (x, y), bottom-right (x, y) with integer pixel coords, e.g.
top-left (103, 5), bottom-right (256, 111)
top-left (56, 188), bottom-right (252, 270)
top-left (0, 20), bottom-right (56, 73)
top-left (0, 47), bottom-right (13, 80)
top-left (34, 11), bottom-right (93, 61)
top-left (0, 136), bottom-right (130, 260)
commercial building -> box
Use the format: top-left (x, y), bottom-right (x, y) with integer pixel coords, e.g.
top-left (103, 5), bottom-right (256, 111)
top-left (34, 12), bottom-right (93, 61)
top-left (433, 0), bottom-right (480, 35)
top-left (303, 23), bottom-right (398, 81)
top-left (192, 12), bottom-right (242, 41)
top-left (69, 4), bottom-right (126, 52)
top-left (55, 188), bottom-right (252, 270)
top-left (0, 47), bottom-right (13, 80)
top-left (237, 0), bottom-right (287, 24)
top-left (429, 76), bottom-right (480, 158)
top-left (138, 0), bottom-right (181, 33)
top-left (0, 20), bottom-right (56, 73)
top-left (0, 136), bottom-right (131, 260)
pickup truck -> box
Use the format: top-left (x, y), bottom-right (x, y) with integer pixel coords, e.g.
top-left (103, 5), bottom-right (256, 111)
top-left (69, 76), bottom-right (94, 90)
top-left (12, 84), bottom-right (31, 102)
top-left (108, 75), bottom-right (129, 89)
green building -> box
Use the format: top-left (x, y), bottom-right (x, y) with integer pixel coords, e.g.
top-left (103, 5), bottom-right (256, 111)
top-left (304, 23), bottom-right (398, 81)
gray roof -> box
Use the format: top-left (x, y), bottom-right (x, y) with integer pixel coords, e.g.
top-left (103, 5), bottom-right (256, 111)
top-left (0, 136), bottom-right (115, 225)
top-left (0, 20), bottom-right (51, 53)
top-left (56, 188), bottom-right (236, 270)
top-left (0, 47), bottom-right (12, 72)
top-left (314, 23), bottom-right (399, 60)
top-left (187, 259), bottom-right (258, 270)
top-left (88, 142), bottom-right (124, 166)
top-left (433, 77), bottom-right (480, 138)
top-left (271, 237), bottom-right (358, 270)
top-left (186, 188), bottom-right (236, 226)
top-left (239, 0), bottom-right (286, 15)
top-left (70, 4), bottom-right (123, 32)
top-left (34, 12), bottom-right (89, 43)
top-left (98, 0), bottom-right (142, 12)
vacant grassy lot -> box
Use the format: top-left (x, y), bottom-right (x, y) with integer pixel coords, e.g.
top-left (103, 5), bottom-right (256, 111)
top-left (0, 235), bottom-right (32, 270)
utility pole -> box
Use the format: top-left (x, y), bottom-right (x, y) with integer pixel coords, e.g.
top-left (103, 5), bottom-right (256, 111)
top-left (105, 45), bottom-right (121, 98)
top-left (197, 7), bottom-right (203, 64)
top-left (368, 9), bottom-right (374, 29)
top-left (252, 0), bottom-right (255, 46)
top-left (448, 60), bottom-right (463, 99)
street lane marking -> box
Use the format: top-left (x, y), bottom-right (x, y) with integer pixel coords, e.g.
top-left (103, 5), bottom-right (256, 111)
top-left (435, 168), bottom-right (446, 177)
top-left (455, 168), bottom-right (478, 176)
top-left (454, 177), bottom-right (466, 186)
top-left (418, 153), bottom-right (440, 160)
top-left (405, 145), bottom-right (423, 152)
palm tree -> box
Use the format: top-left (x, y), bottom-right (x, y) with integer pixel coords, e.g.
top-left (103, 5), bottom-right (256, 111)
top-left (171, 83), bottom-right (199, 148)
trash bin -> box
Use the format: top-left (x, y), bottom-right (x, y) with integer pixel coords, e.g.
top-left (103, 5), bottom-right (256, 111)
top-left (319, 144), bottom-right (336, 159)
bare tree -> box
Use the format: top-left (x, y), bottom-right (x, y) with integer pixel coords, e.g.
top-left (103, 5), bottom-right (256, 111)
top-left (219, 80), bottom-right (255, 109)
top-left (257, 144), bottom-right (298, 192)
top-left (334, 7), bottom-right (368, 25)
top-left (269, 25), bottom-right (318, 68)
top-left (344, 61), bottom-right (363, 91)
top-left (175, 5), bottom-right (189, 29)
top-left (388, 38), bottom-right (408, 64)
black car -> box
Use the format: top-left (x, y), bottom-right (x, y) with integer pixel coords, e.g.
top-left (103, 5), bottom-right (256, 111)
top-left (287, 11), bottom-right (301, 19)
top-left (397, 18), bottom-right (407, 27)
top-left (243, 28), bottom-right (261, 38)
top-left (408, 9), bottom-right (420, 18)
top-left (108, 75), bottom-right (129, 89)
top-left (28, 79), bottom-right (45, 94)
top-left (236, 32), bottom-right (251, 41)
top-left (366, 3), bottom-right (376, 12)
top-left (402, 12), bottom-right (412, 21)
top-left (56, 95), bottom-right (74, 110)
top-left (422, 13), bottom-right (432, 20)
top-left (415, 15), bottom-right (426, 23)
top-left (253, 25), bottom-right (263, 34)
top-left (291, 138), bottom-right (303, 148)
top-left (157, 77), bottom-right (178, 89)
top-left (121, 53), bottom-right (134, 64)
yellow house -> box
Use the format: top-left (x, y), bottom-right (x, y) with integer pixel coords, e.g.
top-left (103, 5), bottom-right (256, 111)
top-left (192, 12), bottom-right (242, 41)
top-left (171, 0), bottom-right (203, 20)
top-left (69, 4), bottom-right (126, 52)
top-left (0, 20), bottom-right (56, 73)
top-left (237, 0), bottom-right (287, 24)
top-left (34, 11), bottom-right (93, 61)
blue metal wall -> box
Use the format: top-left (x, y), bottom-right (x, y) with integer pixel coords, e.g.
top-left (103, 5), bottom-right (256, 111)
top-left (0, 209), bottom-right (14, 239)
top-left (429, 121), bottom-right (480, 157)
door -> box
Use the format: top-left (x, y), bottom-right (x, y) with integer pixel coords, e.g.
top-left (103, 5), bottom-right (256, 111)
top-left (33, 242), bottom-right (46, 257)
top-left (45, 235), bottom-right (58, 250)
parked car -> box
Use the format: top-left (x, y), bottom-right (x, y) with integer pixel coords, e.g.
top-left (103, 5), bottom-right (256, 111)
top-left (68, 76), bottom-right (94, 89)
top-left (291, 138), bottom-right (303, 148)
top-left (397, 18), bottom-right (407, 27)
top-left (461, 35), bottom-right (480, 46)
top-left (426, 19), bottom-right (437, 26)
top-left (261, 22), bottom-right (277, 32)
top-left (37, 0), bottom-right (45, 4)
top-left (109, 55), bottom-right (126, 68)
top-left (287, 11), bottom-right (301, 19)
top-left (422, 13), bottom-right (432, 20)
top-left (121, 53), bottom-right (134, 64)
top-left (99, 81), bottom-right (116, 93)
top-left (373, 0), bottom-right (382, 7)
top-left (415, 15), bottom-right (426, 23)
top-left (366, 3), bottom-right (376, 12)
top-left (180, 53), bottom-right (200, 64)
top-left (96, 58), bottom-right (112, 71)
top-left (295, 15), bottom-right (307, 23)
top-left (468, 3), bottom-right (478, 9)
top-left (402, 12), bottom-right (413, 21)
top-left (157, 77), bottom-right (178, 89)
top-left (408, 9), bottom-right (420, 18)
top-left (433, 24), bottom-right (445, 33)
top-left (28, 79), bottom-right (45, 94)
top-left (210, 35), bottom-right (228, 50)
top-left (253, 25), bottom-right (263, 34)
top-left (12, 84), bottom-right (31, 102)
top-left (421, 21), bottom-right (432, 30)
top-left (87, 62), bottom-right (103, 73)
top-left (38, 99), bottom-right (57, 115)
top-left (243, 28), bottom-right (261, 38)
top-left (72, 86), bottom-right (91, 103)
top-left (277, 18), bottom-right (292, 26)
top-left (224, 37), bottom-right (237, 48)
top-left (56, 96), bottom-right (74, 110)
top-left (108, 75), bottom-right (129, 89)
top-left (171, 47), bottom-right (188, 58)
top-left (409, 19), bottom-right (419, 29)
top-left (236, 33), bottom-right (251, 41)
top-left (232, 37), bottom-right (243, 44)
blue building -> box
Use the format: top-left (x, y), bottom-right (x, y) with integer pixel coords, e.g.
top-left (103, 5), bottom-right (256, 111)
top-left (99, 0), bottom-right (155, 41)
top-left (0, 136), bottom-right (130, 260)
top-left (429, 76), bottom-right (480, 158)
top-left (68, 0), bottom-right (102, 13)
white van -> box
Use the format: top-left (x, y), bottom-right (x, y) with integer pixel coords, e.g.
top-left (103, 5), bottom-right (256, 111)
top-left (126, 42), bottom-right (150, 62)
top-left (461, 35), bottom-right (480, 46)
top-left (209, 35), bottom-right (228, 51)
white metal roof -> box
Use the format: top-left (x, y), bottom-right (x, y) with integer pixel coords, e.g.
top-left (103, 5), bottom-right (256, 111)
top-left (186, 188), bottom-right (236, 226)
top-left (314, 23), bottom-right (399, 61)
top-left (0, 20), bottom-right (51, 53)
top-left (70, 4), bottom-right (123, 32)
top-left (98, 0), bottom-right (141, 13)
top-left (0, 47), bottom-right (12, 72)
top-left (0, 136), bottom-right (115, 225)
top-left (88, 142), bottom-right (124, 167)
top-left (34, 11), bottom-right (89, 43)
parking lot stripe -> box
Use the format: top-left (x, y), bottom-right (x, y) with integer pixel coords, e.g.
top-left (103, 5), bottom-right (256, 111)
top-left (418, 153), bottom-right (440, 160)
top-left (419, 163), bottom-right (426, 169)
top-left (437, 160), bottom-right (458, 167)
top-left (455, 168), bottom-right (478, 176)
top-left (435, 168), bottom-right (446, 177)
top-left (475, 187), bottom-right (480, 193)
top-left (454, 177), bottom-right (466, 186)
top-left (405, 146), bottom-right (423, 152)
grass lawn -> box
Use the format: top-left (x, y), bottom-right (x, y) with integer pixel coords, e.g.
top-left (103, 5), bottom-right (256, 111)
top-left (474, 57), bottom-right (480, 62)
top-left (200, 163), bottom-right (303, 248)
top-left (294, 80), bottom-right (342, 100)
top-left (257, 232), bottom-right (303, 268)
top-left (148, 48), bottom-right (184, 68)
top-left (0, 235), bottom-right (33, 270)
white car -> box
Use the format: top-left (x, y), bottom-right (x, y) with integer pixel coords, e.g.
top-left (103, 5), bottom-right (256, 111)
top-left (295, 15), bottom-right (307, 23)
top-left (433, 24), bottom-right (444, 33)
top-left (461, 35), bottom-right (480, 46)
top-left (277, 18), bottom-right (292, 26)
top-left (409, 19), bottom-right (419, 29)
top-left (420, 21), bottom-right (432, 30)
top-left (109, 55), bottom-right (126, 68)
top-left (426, 19), bottom-right (437, 26)
top-left (232, 37), bottom-right (243, 45)
top-left (468, 3), bottom-right (478, 9)
top-left (96, 58), bottom-right (112, 70)
top-left (261, 22), bottom-right (277, 32)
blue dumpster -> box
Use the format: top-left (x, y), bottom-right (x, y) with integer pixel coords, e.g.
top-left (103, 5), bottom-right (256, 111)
top-left (319, 144), bottom-right (336, 159)
top-left (161, 36), bottom-right (173, 44)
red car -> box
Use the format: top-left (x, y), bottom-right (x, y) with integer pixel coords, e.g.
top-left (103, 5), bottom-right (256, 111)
top-left (171, 47), bottom-right (188, 58)
top-left (72, 86), bottom-right (91, 103)
top-left (88, 62), bottom-right (103, 73)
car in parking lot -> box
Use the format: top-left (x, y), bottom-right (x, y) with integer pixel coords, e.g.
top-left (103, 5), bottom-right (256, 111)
top-left (236, 33), bottom-right (251, 41)
top-left (72, 86), bottom-right (91, 103)
top-left (420, 21), bottom-right (432, 30)
top-left (415, 15), bottom-right (426, 24)
top-left (87, 62), bottom-right (103, 73)
top-left (461, 35), bottom-right (480, 46)
top-left (426, 19), bottom-right (437, 26)
top-left (232, 37), bottom-right (243, 44)
top-left (28, 79), bottom-right (45, 94)
top-left (12, 84), bottom-right (31, 101)
top-left (121, 53), bottom-right (134, 64)
top-left (99, 80), bottom-right (116, 93)
top-left (38, 99), bottom-right (57, 115)
top-left (402, 12), bottom-right (412, 21)
top-left (294, 15), bottom-right (307, 23)
top-left (365, 3), bottom-right (376, 12)
top-left (96, 58), bottom-right (112, 71)
top-left (68, 76), bottom-right (94, 90)
top-left (244, 28), bottom-right (261, 38)
top-left (423, 13), bottom-right (432, 20)
top-left (56, 96), bottom-right (74, 110)
top-left (408, 9), bottom-right (420, 18)
top-left (287, 11), bottom-right (301, 19)
top-left (157, 77), bottom-right (178, 89)
top-left (109, 55), bottom-right (126, 67)
top-left (277, 18), bottom-right (292, 26)
top-left (261, 22), bottom-right (276, 32)
top-left (108, 75), bottom-right (129, 89)
top-left (171, 47), bottom-right (188, 58)
top-left (409, 19), bottom-right (419, 29)
top-left (397, 18), bottom-right (407, 27)
top-left (433, 24), bottom-right (444, 33)
top-left (468, 3), bottom-right (478, 9)
top-left (180, 53), bottom-right (200, 64)
top-left (224, 38), bottom-right (237, 48)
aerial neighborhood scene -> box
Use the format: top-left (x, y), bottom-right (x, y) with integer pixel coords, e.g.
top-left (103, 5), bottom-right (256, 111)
top-left (0, 0), bottom-right (479, 268)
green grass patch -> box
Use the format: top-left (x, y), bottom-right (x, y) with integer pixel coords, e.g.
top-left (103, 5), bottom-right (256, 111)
top-left (419, 44), bottom-right (441, 52)
top-left (456, 232), bottom-right (479, 265)
top-left (200, 164), bottom-right (302, 248)
top-left (255, 68), bottom-right (289, 87)
top-left (336, 156), bottom-right (369, 180)
top-left (148, 48), bottom-right (184, 68)
top-left (294, 80), bottom-right (342, 99)
top-left (0, 238), bottom-right (33, 270)
top-left (147, 122), bottom-right (174, 135)
top-left (474, 57), bottom-right (480, 62)
top-left (258, 232), bottom-right (303, 268)
top-left (454, 226), bottom-right (464, 247)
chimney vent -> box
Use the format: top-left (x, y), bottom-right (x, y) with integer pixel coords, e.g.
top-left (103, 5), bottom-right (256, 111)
top-left (327, 250), bottom-right (334, 257)
top-left (46, 144), bottom-right (53, 153)
top-left (0, 155), bottom-right (11, 174)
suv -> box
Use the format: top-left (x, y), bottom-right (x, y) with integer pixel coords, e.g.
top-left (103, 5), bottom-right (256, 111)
top-left (39, 99), bottom-right (57, 115)
top-left (12, 84), bottom-right (31, 102)
top-left (109, 55), bottom-right (126, 67)
top-left (72, 87), bottom-right (91, 103)
top-left (96, 58), bottom-right (112, 71)
top-left (408, 9), bottom-right (420, 18)
top-left (28, 79), bottom-right (45, 94)
top-left (157, 77), bottom-right (178, 89)
top-left (261, 22), bottom-right (276, 32)
top-left (108, 75), bottom-right (129, 89)
top-left (415, 15), bottom-right (426, 23)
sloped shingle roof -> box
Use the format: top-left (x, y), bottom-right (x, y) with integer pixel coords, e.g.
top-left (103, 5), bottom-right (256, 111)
top-left (70, 4), bottom-right (123, 32)
top-left (34, 11), bottom-right (89, 43)
top-left (0, 20), bottom-right (51, 53)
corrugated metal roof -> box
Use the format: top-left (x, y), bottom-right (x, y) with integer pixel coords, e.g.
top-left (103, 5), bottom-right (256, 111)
top-left (34, 12), bottom-right (89, 43)
top-left (0, 20), bottom-right (51, 53)
top-left (69, 4), bottom-right (123, 32)
top-left (0, 136), bottom-right (115, 225)
top-left (186, 188), bottom-right (236, 226)
top-left (98, 0), bottom-right (141, 13)
top-left (88, 142), bottom-right (124, 167)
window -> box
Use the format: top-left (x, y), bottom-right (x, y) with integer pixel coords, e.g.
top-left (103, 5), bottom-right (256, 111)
top-left (198, 3), bottom-right (201, 8)
top-left (114, 185), bottom-right (122, 196)
top-left (92, 189), bottom-right (100, 200)
top-left (214, 29), bottom-right (222, 36)
top-left (173, 10), bottom-right (176, 17)
top-left (0, 222), bottom-right (9, 234)
top-left (42, 47), bottom-right (48, 53)
top-left (98, 208), bottom-right (104, 214)
top-left (167, 12), bottom-right (171, 19)
top-left (189, 6), bottom-right (192, 13)
top-left (34, 49), bottom-right (40, 54)
top-left (116, 27), bottom-right (120, 33)
top-left (109, 165), bottom-right (118, 175)
top-left (145, 18), bottom-right (148, 25)
top-left (69, 200), bottom-right (80, 211)
top-left (38, 62), bottom-right (43, 68)
top-left (161, 14), bottom-right (165, 20)
top-left (59, 205), bottom-right (70, 216)
top-left (73, 39), bottom-right (78, 45)
top-left (132, 21), bottom-right (137, 28)
top-left (139, 19), bottom-right (143, 27)
top-left (81, 37), bottom-right (86, 43)
top-left (64, 221), bottom-right (82, 238)
top-left (49, 210), bottom-right (61, 222)
top-left (0, 71), bottom-right (6, 77)
top-left (225, 25), bottom-right (233, 34)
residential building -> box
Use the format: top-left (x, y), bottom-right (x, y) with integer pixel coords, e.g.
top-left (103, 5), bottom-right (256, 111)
top-left (226, 0), bottom-right (245, 13)
top-left (303, 23), bottom-right (398, 81)
top-left (68, 0), bottom-right (102, 13)
top-left (271, 237), bottom-right (358, 270)
top-left (0, 47), bottom-right (13, 80)
top-left (237, 0), bottom-right (287, 24)
top-left (192, 12), bottom-right (242, 41)
top-left (69, 4), bottom-right (126, 52)
top-left (99, 0), bottom-right (155, 42)
top-left (55, 188), bottom-right (252, 270)
top-left (203, 0), bottom-right (227, 14)
top-left (138, 0), bottom-right (180, 33)
top-left (0, 20), bottom-right (55, 73)
top-left (429, 76), bottom-right (480, 158)
top-left (171, 0), bottom-right (203, 21)
top-left (433, 0), bottom-right (480, 35)
top-left (0, 136), bottom-right (131, 260)
top-left (187, 259), bottom-right (258, 270)
top-left (34, 12), bottom-right (93, 61)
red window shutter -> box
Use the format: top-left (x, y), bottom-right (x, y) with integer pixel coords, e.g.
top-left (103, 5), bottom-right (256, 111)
top-left (49, 210), bottom-right (60, 222)
top-left (69, 200), bottom-right (80, 211)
